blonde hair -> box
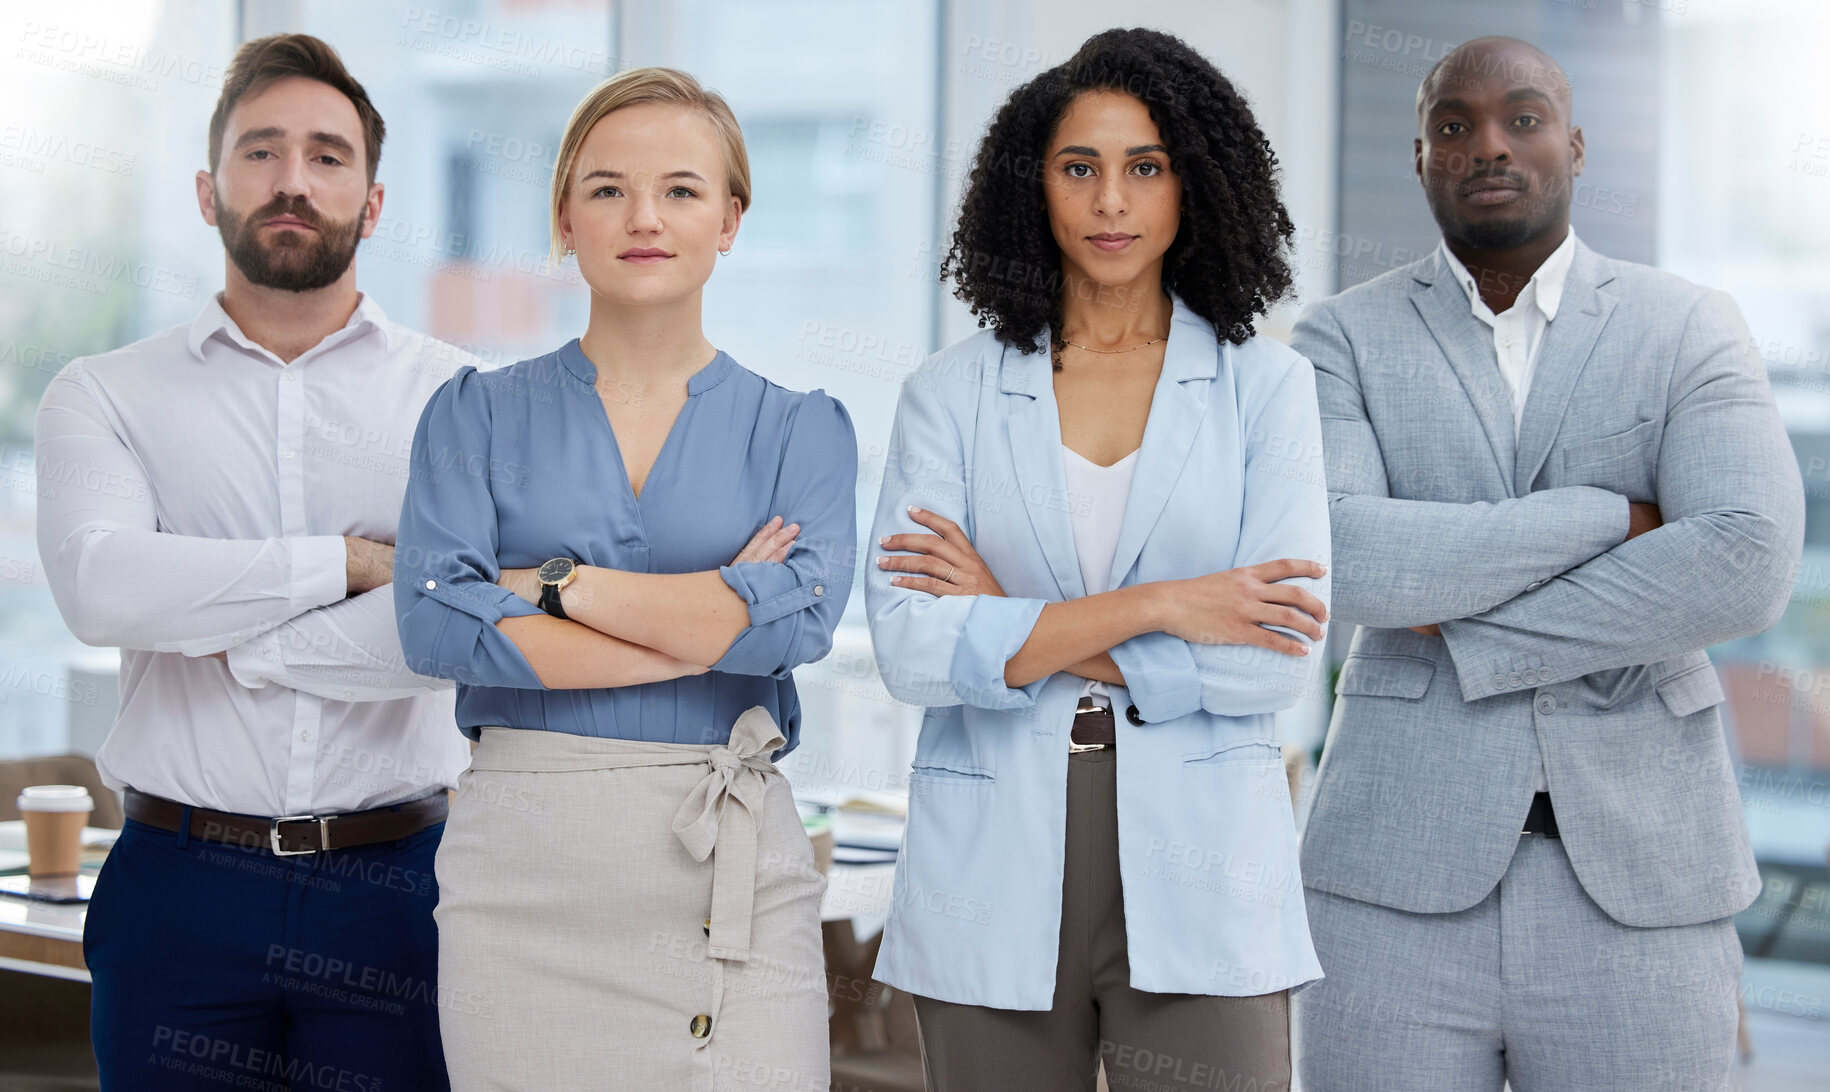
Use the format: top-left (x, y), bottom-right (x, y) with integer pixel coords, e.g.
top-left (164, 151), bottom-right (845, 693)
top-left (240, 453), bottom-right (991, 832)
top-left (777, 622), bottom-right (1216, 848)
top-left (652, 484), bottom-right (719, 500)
top-left (548, 67), bottom-right (752, 264)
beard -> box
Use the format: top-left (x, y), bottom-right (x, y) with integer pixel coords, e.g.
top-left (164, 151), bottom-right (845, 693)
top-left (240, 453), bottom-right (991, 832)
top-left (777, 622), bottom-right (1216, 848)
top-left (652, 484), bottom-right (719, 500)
top-left (1424, 171), bottom-right (1568, 251)
top-left (215, 193), bottom-right (364, 292)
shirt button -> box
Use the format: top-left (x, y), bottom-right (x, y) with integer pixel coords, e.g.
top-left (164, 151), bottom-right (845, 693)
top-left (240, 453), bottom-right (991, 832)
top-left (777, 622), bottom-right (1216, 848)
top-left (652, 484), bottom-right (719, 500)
top-left (689, 1013), bottom-right (712, 1038)
top-left (813, 585), bottom-right (824, 596)
top-left (1535, 694), bottom-right (1557, 716)
top-left (283, 370), bottom-right (297, 381)
top-left (1508, 672), bottom-right (1523, 687)
top-left (1491, 673), bottom-right (1507, 689)
top-left (1526, 579), bottom-right (1544, 591)
top-left (1502, 337), bottom-right (1514, 347)
top-left (299, 730), bottom-right (313, 742)
top-left (702, 917), bottom-right (711, 937)
top-left (281, 450), bottom-right (295, 460)
top-left (425, 580), bottom-right (437, 590)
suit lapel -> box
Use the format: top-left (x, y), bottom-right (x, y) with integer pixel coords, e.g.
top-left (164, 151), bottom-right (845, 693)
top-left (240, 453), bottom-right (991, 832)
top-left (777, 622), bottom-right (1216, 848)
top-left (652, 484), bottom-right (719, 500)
top-left (1411, 253), bottom-right (1518, 494)
top-left (1106, 295), bottom-right (1214, 591)
top-left (1001, 340), bottom-right (1086, 602)
top-left (1513, 241), bottom-right (1618, 494)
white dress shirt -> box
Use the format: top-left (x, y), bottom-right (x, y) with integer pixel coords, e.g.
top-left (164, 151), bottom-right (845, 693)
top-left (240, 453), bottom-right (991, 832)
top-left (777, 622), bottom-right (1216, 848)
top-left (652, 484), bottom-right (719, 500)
top-left (34, 291), bottom-right (476, 816)
top-left (1062, 443), bottom-right (1141, 710)
top-left (1437, 228), bottom-right (1577, 792)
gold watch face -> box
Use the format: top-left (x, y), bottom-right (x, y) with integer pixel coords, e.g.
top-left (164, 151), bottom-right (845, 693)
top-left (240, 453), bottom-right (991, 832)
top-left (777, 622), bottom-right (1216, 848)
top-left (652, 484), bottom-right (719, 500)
top-left (537, 557), bottom-right (575, 585)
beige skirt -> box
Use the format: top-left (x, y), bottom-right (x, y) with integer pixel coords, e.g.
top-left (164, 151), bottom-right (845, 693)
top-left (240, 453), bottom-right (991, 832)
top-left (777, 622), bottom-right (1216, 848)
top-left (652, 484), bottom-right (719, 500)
top-left (434, 707), bottom-right (831, 1091)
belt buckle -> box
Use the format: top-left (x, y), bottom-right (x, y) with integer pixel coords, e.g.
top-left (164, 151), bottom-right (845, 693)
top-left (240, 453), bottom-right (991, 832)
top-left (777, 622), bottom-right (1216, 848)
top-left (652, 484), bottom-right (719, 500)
top-left (270, 814), bottom-right (329, 856)
top-left (1070, 700), bottom-right (1112, 752)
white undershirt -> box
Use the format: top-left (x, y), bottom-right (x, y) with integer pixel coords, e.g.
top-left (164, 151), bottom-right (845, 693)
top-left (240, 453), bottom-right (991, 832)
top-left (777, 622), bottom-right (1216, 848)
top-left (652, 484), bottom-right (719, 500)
top-left (1062, 444), bottom-right (1141, 708)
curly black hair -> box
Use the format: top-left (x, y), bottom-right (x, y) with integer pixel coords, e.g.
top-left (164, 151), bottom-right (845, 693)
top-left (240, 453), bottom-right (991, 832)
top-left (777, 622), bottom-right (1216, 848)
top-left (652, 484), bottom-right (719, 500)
top-left (941, 27), bottom-right (1295, 361)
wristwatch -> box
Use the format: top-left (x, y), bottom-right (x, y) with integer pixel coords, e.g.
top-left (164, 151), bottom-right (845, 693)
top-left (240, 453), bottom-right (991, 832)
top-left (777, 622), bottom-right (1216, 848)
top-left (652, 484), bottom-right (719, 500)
top-left (536, 557), bottom-right (578, 619)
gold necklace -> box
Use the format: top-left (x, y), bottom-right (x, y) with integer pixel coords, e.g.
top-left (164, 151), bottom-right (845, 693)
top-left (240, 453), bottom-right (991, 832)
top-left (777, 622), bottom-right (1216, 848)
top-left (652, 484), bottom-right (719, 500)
top-left (1061, 334), bottom-right (1166, 354)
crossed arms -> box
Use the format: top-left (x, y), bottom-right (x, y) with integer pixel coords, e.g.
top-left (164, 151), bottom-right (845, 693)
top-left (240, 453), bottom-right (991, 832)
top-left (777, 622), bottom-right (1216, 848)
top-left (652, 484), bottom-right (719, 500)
top-left (33, 367), bottom-right (444, 702)
top-left (1295, 291), bottom-right (1803, 704)
top-left (864, 359), bottom-right (1332, 721)
top-left (391, 368), bottom-right (857, 691)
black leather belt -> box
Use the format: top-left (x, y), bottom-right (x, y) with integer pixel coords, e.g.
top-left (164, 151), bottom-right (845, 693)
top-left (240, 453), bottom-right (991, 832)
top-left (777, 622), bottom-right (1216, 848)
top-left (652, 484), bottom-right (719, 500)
top-left (125, 788), bottom-right (448, 856)
top-left (1522, 792), bottom-right (1559, 838)
top-left (1070, 703), bottom-right (1116, 751)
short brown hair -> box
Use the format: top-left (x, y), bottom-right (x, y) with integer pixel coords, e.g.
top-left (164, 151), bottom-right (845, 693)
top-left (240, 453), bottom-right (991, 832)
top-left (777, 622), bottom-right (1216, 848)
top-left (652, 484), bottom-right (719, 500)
top-left (208, 34), bottom-right (385, 183)
top-left (549, 67), bottom-right (751, 264)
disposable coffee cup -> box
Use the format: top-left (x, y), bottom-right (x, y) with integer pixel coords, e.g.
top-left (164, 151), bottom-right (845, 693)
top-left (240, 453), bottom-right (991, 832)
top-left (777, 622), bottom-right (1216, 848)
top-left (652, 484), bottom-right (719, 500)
top-left (17, 785), bottom-right (93, 878)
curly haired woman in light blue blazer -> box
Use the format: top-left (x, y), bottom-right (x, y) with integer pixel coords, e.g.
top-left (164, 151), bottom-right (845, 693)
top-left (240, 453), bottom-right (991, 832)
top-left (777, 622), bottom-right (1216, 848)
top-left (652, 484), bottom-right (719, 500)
top-left (865, 27), bottom-right (1331, 1092)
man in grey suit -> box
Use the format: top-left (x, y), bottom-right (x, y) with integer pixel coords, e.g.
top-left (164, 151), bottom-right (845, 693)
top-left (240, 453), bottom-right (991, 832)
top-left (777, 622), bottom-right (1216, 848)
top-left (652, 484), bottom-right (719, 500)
top-left (1291, 36), bottom-right (1803, 1091)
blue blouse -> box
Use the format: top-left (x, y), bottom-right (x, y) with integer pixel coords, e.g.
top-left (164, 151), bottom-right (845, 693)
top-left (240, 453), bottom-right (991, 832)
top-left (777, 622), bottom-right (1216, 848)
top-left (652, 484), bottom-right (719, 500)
top-left (393, 338), bottom-right (857, 756)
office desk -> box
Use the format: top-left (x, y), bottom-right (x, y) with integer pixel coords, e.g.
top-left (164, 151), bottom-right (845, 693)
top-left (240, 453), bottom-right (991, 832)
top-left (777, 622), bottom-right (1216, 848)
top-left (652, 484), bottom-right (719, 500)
top-left (0, 889), bottom-right (86, 982)
top-left (0, 820), bottom-right (114, 983)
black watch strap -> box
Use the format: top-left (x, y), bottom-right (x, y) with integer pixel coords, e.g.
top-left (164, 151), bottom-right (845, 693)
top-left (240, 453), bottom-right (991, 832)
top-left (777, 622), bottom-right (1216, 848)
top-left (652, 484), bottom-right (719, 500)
top-left (539, 580), bottom-right (568, 620)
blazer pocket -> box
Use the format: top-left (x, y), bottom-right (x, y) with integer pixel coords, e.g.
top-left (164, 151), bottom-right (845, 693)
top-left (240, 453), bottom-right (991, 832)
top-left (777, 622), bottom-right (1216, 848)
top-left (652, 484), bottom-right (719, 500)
top-left (1653, 664), bottom-right (1726, 718)
top-left (1334, 654), bottom-right (1436, 699)
top-left (1559, 419), bottom-right (1658, 485)
top-left (1181, 739), bottom-right (1283, 766)
top-left (907, 762), bottom-right (996, 782)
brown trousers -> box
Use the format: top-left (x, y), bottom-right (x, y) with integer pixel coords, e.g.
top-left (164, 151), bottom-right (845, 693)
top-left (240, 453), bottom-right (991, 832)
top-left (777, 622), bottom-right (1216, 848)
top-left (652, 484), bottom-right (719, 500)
top-left (911, 748), bottom-right (1291, 1092)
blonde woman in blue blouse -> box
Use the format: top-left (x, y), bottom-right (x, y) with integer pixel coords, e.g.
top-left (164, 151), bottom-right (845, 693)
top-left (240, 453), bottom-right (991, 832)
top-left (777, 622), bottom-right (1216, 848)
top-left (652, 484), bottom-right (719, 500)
top-left (395, 69), bottom-right (855, 1089)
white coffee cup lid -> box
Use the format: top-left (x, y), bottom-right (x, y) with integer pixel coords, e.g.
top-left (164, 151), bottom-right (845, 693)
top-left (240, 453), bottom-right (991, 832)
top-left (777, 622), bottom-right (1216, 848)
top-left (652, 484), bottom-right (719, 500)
top-left (17, 785), bottom-right (94, 812)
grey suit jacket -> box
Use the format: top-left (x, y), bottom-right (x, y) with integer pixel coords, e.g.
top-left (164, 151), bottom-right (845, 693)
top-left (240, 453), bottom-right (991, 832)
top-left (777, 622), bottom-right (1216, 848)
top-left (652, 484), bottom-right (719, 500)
top-left (1293, 238), bottom-right (1803, 928)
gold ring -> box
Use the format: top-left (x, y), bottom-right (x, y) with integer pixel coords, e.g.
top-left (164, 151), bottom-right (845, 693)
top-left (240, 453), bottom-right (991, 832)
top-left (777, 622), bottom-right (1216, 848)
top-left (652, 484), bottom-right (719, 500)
top-left (945, 565), bottom-right (956, 583)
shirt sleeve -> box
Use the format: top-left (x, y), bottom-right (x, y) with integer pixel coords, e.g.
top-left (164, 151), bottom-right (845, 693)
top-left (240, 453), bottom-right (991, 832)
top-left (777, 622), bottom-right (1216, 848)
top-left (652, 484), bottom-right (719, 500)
top-left (864, 363), bottom-right (1051, 710)
top-left (1108, 358), bottom-right (1332, 720)
top-left (711, 391), bottom-right (860, 678)
top-left (393, 367), bottom-right (547, 689)
top-left (34, 363), bottom-right (347, 654)
top-left (225, 584), bottom-right (456, 701)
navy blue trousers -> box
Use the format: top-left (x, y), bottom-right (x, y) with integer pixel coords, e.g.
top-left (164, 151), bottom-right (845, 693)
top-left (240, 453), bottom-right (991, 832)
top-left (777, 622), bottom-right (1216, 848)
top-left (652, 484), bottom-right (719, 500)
top-left (84, 813), bottom-right (452, 1091)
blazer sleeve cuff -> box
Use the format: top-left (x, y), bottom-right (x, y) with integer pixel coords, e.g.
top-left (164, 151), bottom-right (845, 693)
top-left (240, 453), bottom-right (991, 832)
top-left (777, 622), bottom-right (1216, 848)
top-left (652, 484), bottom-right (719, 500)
top-left (1108, 631), bottom-right (1204, 722)
top-left (1436, 619), bottom-right (1555, 702)
top-left (950, 594), bottom-right (1048, 709)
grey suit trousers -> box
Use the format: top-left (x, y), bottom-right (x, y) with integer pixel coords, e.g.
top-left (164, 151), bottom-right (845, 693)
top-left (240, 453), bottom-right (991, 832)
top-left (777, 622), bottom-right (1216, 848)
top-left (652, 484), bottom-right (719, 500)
top-left (912, 748), bottom-right (1292, 1091)
top-left (1294, 833), bottom-right (1742, 1092)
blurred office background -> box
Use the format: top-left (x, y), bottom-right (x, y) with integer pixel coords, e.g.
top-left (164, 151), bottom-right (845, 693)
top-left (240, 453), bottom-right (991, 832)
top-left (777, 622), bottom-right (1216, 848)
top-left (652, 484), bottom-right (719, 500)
top-left (0, 0), bottom-right (1826, 1083)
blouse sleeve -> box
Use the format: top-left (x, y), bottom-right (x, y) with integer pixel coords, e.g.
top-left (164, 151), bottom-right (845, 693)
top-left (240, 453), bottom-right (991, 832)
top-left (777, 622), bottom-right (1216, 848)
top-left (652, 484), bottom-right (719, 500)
top-left (711, 390), bottom-right (859, 678)
top-left (393, 367), bottom-right (548, 689)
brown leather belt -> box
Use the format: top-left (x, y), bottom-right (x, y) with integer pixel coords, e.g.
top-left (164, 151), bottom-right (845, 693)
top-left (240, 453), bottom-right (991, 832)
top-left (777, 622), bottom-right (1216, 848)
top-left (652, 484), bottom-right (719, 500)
top-left (124, 788), bottom-right (448, 856)
top-left (1070, 705), bottom-right (1117, 751)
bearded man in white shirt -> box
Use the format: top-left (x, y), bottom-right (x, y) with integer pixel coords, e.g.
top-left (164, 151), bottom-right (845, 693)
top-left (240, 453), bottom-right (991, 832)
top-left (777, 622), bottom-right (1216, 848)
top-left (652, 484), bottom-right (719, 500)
top-left (36, 34), bottom-right (479, 1090)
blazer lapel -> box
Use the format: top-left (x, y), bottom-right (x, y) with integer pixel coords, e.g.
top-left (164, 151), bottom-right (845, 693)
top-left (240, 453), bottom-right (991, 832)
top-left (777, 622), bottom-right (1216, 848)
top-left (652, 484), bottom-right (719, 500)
top-left (1513, 241), bottom-right (1619, 495)
top-left (1411, 253), bottom-right (1519, 495)
top-left (1001, 339), bottom-right (1087, 602)
top-left (1106, 294), bottom-right (1214, 591)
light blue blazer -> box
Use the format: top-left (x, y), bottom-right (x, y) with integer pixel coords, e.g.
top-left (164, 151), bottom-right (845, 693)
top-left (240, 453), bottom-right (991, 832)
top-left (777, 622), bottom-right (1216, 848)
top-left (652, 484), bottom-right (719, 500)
top-left (865, 292), bottom-right (1331, 1009)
